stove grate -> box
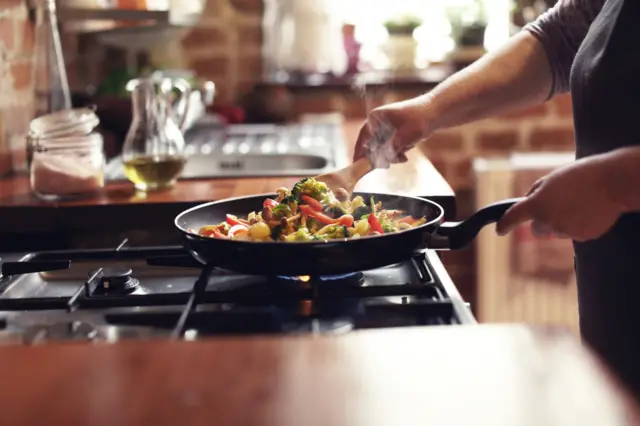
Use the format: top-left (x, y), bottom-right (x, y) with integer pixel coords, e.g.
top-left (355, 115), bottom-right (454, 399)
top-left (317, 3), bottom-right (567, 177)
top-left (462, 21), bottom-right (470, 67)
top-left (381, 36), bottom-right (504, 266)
top-left (0, 239), bottom-right (464, 334)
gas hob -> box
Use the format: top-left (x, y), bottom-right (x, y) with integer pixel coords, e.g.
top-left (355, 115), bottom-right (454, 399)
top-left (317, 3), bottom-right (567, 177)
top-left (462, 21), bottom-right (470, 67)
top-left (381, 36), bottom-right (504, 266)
top-left (0, 242), bottom-right (475, 344)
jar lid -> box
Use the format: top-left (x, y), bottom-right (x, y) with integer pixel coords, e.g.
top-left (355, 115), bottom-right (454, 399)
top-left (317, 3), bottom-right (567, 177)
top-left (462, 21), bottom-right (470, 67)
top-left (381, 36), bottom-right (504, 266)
top-left (29, 108), bottom-right (100, 140)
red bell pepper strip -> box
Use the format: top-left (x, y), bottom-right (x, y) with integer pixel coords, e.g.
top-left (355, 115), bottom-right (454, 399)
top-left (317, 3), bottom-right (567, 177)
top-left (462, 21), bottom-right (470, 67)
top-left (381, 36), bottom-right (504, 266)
top-left (299, 205), bottom-right (338, 225)
top-left (337, 214), bottom-right (354, 227)
top-left (368, 214), bottom-right (384, 234)
top-left (212, 230), bottom-right (227, 238)
top-left (300, 195), bottom-right (323, 212)
top-left (226, 214), bottom-right (247, 227)
top-left (200, 229), bottom-right (226, 238)
top-left (263, 198), bottom-right (279, 209)
top-left (299, 205), bottom-right (355, 227)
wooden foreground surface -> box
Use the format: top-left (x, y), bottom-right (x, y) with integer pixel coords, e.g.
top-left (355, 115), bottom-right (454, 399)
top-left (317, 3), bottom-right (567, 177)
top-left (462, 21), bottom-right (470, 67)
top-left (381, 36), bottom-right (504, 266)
top-left (0, 325), bottom-right (637, 426)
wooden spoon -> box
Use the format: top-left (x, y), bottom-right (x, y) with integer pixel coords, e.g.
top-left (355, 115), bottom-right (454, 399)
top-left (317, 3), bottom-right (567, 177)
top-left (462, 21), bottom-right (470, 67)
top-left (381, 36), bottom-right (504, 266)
top-left (315, 157), bottom-right (373, 195)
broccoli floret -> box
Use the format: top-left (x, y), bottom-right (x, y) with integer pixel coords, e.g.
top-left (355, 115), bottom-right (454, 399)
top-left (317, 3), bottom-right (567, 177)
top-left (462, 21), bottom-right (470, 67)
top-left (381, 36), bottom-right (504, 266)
top-left (282, 178), bottom-right (307, 203)
top-left (352, 206), bottom-right (372, 220)
top-left (297, 178), bottom-right (328, 199)
top-left (324, 205), bottom-right (346, 218)
top-left (284, 178), bottom-right (308, 203)
top-left (285, 227), bottom-right (313, 241)
top-left (282, 178), bottom-right (329, 204)
top-left (382, 223), bottom-right (397, 233)
top-left (272, 203), bottom-right (292, 218)
top-left (281, 194), bottom-right (296, 205)
top-left (322, 225), bottom-right (347, 239)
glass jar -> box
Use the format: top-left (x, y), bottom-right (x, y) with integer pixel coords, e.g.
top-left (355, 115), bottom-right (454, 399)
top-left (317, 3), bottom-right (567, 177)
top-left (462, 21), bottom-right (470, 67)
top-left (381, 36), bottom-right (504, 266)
top-left (30, 133), bottom-right (105, 201)
top-left (27, 107), bottom-right (100, 169)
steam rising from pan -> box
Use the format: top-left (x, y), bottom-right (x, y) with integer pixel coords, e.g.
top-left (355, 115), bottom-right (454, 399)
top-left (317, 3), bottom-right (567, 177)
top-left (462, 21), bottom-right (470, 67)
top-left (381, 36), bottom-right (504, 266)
top-left (351, 77), bottom-right (399, 169)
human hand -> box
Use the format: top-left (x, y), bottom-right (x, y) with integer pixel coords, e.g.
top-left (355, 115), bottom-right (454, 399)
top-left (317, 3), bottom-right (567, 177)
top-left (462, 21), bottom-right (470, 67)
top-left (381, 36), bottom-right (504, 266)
top-left (518, 177), bottom-right (567, 238)
top-left (496, 154), bottom-right (626, 242)
top-left (352, 98), bottom-right (433, 169)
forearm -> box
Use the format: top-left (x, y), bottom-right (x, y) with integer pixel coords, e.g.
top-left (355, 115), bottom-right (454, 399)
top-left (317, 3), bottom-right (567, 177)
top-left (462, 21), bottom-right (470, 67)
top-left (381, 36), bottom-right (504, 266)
top-left (418, 32), bottom-right (553, 132)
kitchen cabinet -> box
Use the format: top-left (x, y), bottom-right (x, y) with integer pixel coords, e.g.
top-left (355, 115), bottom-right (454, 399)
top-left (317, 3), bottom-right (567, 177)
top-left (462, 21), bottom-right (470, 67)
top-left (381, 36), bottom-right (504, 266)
top-left (474, 153), bottom-right (579, 333)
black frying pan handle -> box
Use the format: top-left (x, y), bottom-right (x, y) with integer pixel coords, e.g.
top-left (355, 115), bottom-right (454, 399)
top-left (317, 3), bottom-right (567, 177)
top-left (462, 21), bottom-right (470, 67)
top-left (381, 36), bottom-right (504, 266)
top-left (435, 197), bottom-right (525, 249)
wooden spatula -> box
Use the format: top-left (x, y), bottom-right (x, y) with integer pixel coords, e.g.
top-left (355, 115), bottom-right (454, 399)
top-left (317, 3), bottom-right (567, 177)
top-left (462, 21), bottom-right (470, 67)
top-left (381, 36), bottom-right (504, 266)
top-left (315, 157), bottom-right (373, 195)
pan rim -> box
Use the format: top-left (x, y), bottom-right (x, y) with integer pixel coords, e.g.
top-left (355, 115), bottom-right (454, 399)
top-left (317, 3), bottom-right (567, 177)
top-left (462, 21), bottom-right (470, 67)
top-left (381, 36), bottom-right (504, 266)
top-left (174, 191), bottom-right (445, 245)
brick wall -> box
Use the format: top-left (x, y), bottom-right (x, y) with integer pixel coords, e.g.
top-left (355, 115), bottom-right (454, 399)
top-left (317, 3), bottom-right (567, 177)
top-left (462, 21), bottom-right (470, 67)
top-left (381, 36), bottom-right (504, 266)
top-left (0, 0), bottom-right (35, 172)
top-left (181, 0), bottom-right (263, 105)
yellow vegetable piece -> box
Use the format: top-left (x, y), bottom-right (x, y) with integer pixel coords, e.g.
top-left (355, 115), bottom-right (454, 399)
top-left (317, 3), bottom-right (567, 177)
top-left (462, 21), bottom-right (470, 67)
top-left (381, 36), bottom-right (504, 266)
top-left (250, 222), bottom-right (271, 239)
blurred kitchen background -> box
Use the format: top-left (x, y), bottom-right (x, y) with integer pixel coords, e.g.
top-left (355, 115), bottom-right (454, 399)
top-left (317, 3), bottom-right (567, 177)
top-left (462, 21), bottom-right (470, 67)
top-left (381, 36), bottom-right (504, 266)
top-left (0, 0), bottom-right (578, 332)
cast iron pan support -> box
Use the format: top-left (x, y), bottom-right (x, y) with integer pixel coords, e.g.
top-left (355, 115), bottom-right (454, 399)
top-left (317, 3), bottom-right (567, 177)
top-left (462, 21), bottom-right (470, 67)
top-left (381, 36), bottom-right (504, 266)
top-left (426, 198), bottom-right (525, 250)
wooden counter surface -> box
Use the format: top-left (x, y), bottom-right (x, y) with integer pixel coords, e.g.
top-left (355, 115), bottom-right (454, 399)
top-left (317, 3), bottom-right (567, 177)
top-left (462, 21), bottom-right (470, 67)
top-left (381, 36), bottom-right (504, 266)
top-left (0, 121), bottom-right (453, 207)
top-left (0, 325), bottom-right (637, 426)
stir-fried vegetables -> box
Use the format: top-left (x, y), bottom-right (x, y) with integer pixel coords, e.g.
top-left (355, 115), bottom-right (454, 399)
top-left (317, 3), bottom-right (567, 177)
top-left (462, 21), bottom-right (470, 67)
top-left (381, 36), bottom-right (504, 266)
top-left (194, 178), bottom-right (427, 242)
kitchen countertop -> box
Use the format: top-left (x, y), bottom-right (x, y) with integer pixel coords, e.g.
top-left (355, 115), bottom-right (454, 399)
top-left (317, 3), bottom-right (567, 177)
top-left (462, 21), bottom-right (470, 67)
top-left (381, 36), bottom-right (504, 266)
top-left (0, 325), bottom-right (637, 426)
top-left (0, 121), bottom-right (453, 207)
top-left (0, 120), bottom-right (456, 250)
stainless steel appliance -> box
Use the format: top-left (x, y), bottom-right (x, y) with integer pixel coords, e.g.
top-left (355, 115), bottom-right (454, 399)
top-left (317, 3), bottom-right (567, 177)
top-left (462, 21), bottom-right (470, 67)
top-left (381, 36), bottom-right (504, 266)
top-left (0, 241), bottom-right (475, 344)
top-left (104, 122), bottom-right (348, 180)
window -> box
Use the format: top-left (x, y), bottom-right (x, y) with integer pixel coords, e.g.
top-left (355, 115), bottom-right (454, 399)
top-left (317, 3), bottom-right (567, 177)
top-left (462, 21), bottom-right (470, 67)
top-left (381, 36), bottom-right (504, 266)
top-left (340, 0), bottom-right (512, 67)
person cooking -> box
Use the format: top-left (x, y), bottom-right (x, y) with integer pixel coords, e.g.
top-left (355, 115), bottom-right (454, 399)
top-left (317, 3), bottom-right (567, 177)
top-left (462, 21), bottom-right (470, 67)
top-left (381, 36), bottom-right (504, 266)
top-left (354, 0), bottom-right (640, 398)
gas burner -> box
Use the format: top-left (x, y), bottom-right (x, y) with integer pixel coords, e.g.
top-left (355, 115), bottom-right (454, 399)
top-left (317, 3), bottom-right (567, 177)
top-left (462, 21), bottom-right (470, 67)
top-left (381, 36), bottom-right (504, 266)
top-left (273, 272), bottom-right (365, 287)
top-left (91, 267), bottom-right (140, 296)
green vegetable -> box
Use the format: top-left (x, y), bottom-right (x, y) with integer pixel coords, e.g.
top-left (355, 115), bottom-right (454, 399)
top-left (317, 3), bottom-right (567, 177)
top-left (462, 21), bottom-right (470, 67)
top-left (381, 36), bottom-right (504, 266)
top-left (369, 196), bottom-right (377, 215)
top-left (324, 205), bottom-right (346, 218)
top-left (273, 203), bottom-right (291, 218)
top-left (283, 178), bottom-right (308, 203)
top-left (352, 206), bottom-right (371, 220)
top-left (307, 218), bottom-right (321, 232)
top-left (382, 223), bottom-right (396, 233)
top-left (284, 177), bottom-right (329, 204)
top-left (323, 225), bottom-right (347, 239)
top-left (285, 227), bottom-right (313, 241)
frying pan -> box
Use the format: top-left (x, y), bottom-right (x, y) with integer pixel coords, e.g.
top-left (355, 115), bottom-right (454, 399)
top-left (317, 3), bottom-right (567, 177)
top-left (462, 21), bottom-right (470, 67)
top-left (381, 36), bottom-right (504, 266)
top-left (175, 193), bottom-right (524, 276)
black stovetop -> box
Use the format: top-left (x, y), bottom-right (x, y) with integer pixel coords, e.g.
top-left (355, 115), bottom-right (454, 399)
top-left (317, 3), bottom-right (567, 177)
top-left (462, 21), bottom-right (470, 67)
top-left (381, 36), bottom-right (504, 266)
top-left (0, 242), bottom-right (474, 344)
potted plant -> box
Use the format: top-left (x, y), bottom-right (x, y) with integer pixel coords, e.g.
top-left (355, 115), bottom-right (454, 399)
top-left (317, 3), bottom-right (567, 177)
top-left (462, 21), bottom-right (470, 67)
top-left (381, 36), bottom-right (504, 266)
top-left (445, 1), bottom-right (489, 70)
top-left (381, 15), bottom-right (422, 71)
top-left (383, 16), bottom-right (422, 37)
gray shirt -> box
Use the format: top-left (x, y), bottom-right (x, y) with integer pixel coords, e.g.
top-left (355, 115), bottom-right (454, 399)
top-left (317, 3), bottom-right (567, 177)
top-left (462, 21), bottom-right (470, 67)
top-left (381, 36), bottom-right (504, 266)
top-left (525, 0), bottom-right (607, 96)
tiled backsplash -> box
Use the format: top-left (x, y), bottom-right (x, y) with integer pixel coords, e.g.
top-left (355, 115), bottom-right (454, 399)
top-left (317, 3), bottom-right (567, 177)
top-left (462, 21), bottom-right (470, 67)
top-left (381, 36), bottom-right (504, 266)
top-left (180, 0), bottom-right (264, 105)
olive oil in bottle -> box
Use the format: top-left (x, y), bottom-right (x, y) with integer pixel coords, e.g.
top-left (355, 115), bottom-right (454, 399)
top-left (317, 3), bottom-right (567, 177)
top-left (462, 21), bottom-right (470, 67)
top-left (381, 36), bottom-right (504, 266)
top-left (123, 155), bottom-right (187, 191)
